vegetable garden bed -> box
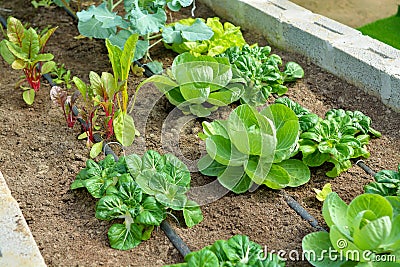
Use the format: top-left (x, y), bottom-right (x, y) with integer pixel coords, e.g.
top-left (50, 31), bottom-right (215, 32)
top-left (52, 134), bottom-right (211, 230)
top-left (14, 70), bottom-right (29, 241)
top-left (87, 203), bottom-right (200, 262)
top-left (0, 0), bottom-right (399, 266)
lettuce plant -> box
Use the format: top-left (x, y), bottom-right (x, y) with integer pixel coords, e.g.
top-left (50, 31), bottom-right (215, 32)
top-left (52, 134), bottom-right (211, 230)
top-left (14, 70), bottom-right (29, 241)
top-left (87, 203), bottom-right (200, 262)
top-left (71, 151), bottom-right (203, 250)
top-left (137, 52), bottom-right (245, 117)
top-left (163, 17), bottom-right (246, 57)
top-left (299, 109), bottom-right (381, 177)
top-left (302, 193), bottom-right (400, 266)
top-left (218, 45), bottom-right (304, 106)
top-left (0, 16), bottom-right (56, 104)
top-left (365, 164), bottom-right (400, 197)
top-left (164, 235), bottom-right (285, 267)
top-left (197, 103), bottom-right (310, 193)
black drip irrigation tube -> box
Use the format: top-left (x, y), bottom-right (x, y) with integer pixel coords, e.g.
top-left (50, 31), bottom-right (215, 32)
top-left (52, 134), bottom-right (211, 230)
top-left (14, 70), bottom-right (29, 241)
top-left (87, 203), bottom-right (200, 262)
top-left (0, 8), bottom-right (383, 258)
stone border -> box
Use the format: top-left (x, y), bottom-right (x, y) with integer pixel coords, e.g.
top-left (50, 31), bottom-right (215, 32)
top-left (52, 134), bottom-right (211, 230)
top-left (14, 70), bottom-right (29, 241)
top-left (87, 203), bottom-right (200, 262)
top-left (0, 171), bottom-right (46, 266)
top-left (198, 0), bottom-right (400, 111)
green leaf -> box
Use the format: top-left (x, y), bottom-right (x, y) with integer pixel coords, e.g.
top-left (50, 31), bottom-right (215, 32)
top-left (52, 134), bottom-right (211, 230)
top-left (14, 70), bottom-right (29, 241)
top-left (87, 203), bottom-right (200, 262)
top-left (142, 150), bottom-right (164, 171)
top-left (262, 163), bottom-right (291, 189)
top-left (135, 196), bottom-right (165, 225)
top-left (322, 193), bottom-right (349, 231)
top-left (95, 195), bottom-right (127, 220)
top-left (162, 18), bottom-right (213, 43)
top-left (302, 231), bottom-right (347, 267)
top-left (163, 153), bottom-right (191, 187)
top-left (217, 166), bottom-right (252, 194)
top-left (77, 3), bottom-right (124, 38)
top-left (183, 200), bottom-right (203, 227)
top-left (125, 154), bottom-right (142, 177)
top-left (127, 6), bottom-right (167, 35)
top-left (108, 223), bottom-right (143, 250)
top-left (41, 61), bottom-right (55, 74)
top-left (113, 111), bottom-right (136, 147)
top-left (6, 17), bottom-right (25, 45)
top-left (0, 40), bottom-right (16, 64)
top-left (353, 216), bottom-right (392, 250)
top-left (185, 249), bottom-right (219, 266)
top-left (197, 155), bottom-right (226, 176)
top-left (90, 141), bottom-right (103, 158)
top-left (205, 135), bottom-right (247, 167)
top-left (244, 156), bottom-right (273, 185)
top-left (283, 62), bottom-right (304, 82)
top-left (22, 89), bottom-right (35, 105)
top-left (275, 159), bottom-right (310, 187)
top-left (313, 183), bottom-right (332, 202)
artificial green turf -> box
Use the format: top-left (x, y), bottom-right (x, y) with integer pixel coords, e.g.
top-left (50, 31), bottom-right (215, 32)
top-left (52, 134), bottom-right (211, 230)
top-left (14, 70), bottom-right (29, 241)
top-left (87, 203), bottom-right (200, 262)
top-left (358, 6), bottom-right (400, 50)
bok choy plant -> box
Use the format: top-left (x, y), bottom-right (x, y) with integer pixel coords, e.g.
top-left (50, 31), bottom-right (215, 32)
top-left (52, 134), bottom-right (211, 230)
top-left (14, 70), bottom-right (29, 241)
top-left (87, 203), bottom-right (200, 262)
top-left (71, 150), bottom-right (203, 250)
top-left (197, 103), bottom-right (310, 193)
top-left (164, 235), bottom-right (285, 266)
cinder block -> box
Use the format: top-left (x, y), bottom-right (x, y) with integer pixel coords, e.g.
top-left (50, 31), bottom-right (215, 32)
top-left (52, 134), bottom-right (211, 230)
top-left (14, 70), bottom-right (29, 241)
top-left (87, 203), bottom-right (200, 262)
top-left (198, 0), bottom-right (400, 111)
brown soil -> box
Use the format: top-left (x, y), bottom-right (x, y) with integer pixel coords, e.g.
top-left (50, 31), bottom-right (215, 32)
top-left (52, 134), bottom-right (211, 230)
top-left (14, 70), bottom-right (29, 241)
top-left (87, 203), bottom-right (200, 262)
top-left (0, 1), bottom-right (399, 267)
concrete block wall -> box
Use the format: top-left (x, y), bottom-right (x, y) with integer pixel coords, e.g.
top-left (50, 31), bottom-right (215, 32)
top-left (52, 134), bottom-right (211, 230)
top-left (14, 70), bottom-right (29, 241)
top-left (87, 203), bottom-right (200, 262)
top-left (198, 0), bottom-right (400, 111)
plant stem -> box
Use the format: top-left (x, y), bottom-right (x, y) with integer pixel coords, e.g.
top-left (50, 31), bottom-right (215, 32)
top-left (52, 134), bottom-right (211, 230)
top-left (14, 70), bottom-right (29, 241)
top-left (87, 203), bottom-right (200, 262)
top-left (60, 0), bottom-right (76, 18)
top-left (147, 38), bottom-right (163, 50)
top-left (147, 33), bottom-right (162, 40)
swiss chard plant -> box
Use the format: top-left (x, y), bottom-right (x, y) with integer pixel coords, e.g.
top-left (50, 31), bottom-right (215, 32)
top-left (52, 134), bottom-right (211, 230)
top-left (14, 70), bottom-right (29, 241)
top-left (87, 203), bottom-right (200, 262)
top-left (365, 163), bottom-right (400, 197)
top-left (71, 150), bottom-right (203, 250)
top-left (76, 0), bottom-right (215, 63)
top-left (52, 34), bottom-right (139, 157)
top-left (136, 52), bottom-right (245, 117)
top-left (299, 108), bottom-right (381, 177)
top-left (302, 192), bottom-right (400, 266)
top-left (163, 17), bottom-right (246, 57)
top-left (218, 45), bottom-right (304, 106)
top-left (0, 16), bottom-right (57, 104)
top-left (50, 85), bottom-right (79, 128)
top-left (164, 234), bottom-right (285, 267)
top-left (197, 103), bottom-right (310, 193)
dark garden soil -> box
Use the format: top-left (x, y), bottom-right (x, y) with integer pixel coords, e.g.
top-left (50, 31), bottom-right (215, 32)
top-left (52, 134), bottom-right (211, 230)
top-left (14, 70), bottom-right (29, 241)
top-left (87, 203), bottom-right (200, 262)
top-left (0, 0), bottom-right (399, 266)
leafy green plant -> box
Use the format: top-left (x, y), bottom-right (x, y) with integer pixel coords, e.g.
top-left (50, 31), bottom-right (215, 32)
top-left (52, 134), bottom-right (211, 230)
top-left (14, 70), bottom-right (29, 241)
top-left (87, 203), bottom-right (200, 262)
top-left (76, 0), bottom-right (213, 62)
top-left (55, 34), bottom-right (139, 157)
top-left (299, 109), bottom-right (380, 177)
top-left (0, 16), bottom-right (57, 104)
top-left (218, 45), bottom-right (304, 106)
top-left (50, 85), bottom-right (79, 128)
top-left (313, 183), bottom-right (332, 202)
top-left (31, 0), bottom-right (53, 8)
top-left (197, 103), bottom-right (310, 193)
top-left (365, 164), bottom-right (400, 196)
top-left (71, 150), bottom-right (203, 250)
top-left (302, 192), bottom-right (400, 266)
top-left (136, 52), bottom-right (245, 117)
top-left (50, 63), bottom-right (73, 89)
top-left (163, 17), bottom-right (246, 57)
top-left (275, 97), bottom-right (319, 132)
top-left (164, 235), bottom-right (285, 267)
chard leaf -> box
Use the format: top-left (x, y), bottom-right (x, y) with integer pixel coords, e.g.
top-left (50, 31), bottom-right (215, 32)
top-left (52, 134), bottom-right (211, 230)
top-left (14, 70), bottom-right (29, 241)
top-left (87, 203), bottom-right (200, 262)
top-left (41, 61), bottom-right (55, 74)
top-left (108, 223), bottom-right (143, 250)
top-left (183, 200), bottom-right (203, 227)
top-left (21, 28), bottom-right (39, 59)
top-left (113, 111), bottom-right (136, 147)
top-left (163, 153), bottom-right (191, 188)
top-left (22, 89), bottom-right (35, 105)
top-left (90, 141), bottom-right (103, 159)
top-left (0, 40), bottom-right (15, 64)
top-left (125, 154), bottom-right (142, 177)
top-left (6, 17), bottom-right (25, 45)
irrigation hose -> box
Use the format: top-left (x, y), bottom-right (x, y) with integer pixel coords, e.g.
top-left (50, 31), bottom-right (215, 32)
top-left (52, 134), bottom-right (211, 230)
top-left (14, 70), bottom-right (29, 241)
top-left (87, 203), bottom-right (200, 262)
top-left (354, 159), bottom-right (377, 177)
